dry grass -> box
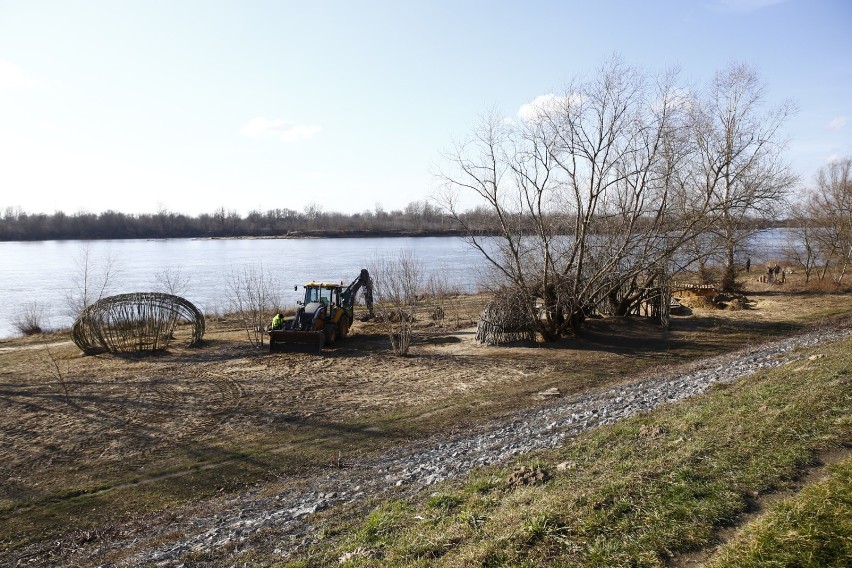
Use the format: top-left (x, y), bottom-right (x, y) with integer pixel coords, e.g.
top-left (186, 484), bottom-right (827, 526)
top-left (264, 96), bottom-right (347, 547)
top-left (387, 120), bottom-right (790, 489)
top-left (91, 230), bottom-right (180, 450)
top-left (1, 281), bottom-right (850, 564)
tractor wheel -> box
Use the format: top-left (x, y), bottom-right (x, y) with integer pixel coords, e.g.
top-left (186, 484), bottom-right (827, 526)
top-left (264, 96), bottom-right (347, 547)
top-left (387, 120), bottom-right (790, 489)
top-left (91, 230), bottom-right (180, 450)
top-left (324, 323), bottom-right (338, 344)
top-left (339, 319), bottom-right (350, 339)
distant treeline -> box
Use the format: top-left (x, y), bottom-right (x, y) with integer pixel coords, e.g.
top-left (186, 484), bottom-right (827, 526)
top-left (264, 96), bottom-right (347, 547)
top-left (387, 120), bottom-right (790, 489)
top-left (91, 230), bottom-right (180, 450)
top-left (0, 201), bottom-right (786, 242)
top-left (0, 201), bottom-right (475, 241)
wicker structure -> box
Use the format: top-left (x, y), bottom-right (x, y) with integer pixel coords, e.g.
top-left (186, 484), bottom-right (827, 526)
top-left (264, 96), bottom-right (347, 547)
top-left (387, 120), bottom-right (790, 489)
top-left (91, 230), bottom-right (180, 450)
top-left (595, 270), bottom-right (673, 328)
top-left (476, 290), bottom-right (536, 346)
top-left (72, 292), bottom-right (205, 354)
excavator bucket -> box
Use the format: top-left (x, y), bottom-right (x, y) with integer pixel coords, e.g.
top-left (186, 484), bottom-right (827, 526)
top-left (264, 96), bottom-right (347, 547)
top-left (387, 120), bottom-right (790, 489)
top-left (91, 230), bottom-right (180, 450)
top-left (268, 330), bottom-right (325, 354)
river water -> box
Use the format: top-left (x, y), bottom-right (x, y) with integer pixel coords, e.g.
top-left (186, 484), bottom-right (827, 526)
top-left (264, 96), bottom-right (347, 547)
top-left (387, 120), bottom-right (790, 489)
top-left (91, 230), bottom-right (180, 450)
top-left (0, 236), bottom-right (493, 338)
top-left (0, 230), bottom-right (796, 339)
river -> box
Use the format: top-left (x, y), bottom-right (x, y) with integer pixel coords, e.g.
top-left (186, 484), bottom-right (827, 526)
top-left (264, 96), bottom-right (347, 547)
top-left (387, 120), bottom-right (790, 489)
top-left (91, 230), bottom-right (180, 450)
top-left (0, 230), bottom-right (797, 339)
top-left (0, 236), bottom-right (493, 338)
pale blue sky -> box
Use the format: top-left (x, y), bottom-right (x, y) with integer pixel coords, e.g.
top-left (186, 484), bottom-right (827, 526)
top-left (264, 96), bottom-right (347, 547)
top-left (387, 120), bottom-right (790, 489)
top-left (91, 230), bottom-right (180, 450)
top-left (1, 0), bottom-right (850, 216)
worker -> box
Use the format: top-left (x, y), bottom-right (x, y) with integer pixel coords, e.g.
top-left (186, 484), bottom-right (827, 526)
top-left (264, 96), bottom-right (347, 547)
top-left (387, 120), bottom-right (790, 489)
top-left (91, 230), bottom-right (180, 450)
top-left (271, 313), bottom-right (283, 329)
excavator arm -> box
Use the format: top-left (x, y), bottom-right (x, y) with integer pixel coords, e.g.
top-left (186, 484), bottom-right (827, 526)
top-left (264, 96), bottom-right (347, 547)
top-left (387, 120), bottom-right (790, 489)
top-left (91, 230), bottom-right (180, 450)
top-left (342, 268), bottom-right (374, 319)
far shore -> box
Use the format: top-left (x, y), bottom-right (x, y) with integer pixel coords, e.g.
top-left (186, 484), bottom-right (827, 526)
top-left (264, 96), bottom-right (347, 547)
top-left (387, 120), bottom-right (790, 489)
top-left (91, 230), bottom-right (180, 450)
top-left (209, 228), bottom-right (475, 240)
top-left (0, 228), bottom-right (486, 243)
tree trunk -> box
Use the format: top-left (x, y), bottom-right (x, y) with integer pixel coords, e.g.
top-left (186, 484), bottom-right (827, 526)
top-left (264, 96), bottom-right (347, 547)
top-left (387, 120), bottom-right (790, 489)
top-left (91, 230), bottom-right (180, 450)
top-left (614, 290), bottom-right (644, 316)
top-left (720, 244), bottom-right (737, 292)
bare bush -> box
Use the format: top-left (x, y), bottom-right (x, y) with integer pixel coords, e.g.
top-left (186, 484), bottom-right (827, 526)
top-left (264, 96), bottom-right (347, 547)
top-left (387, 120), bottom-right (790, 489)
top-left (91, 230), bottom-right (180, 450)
top-left (226, 264), bottom-right (278, 347)
top-left (371, 250), bottom-right (421, 356)
top-left (424, 266), bottom-right (459, 327)
top-left (13, 301), bottom-right (45, 336)
top-left (785, 203), bottom-right (820, 283)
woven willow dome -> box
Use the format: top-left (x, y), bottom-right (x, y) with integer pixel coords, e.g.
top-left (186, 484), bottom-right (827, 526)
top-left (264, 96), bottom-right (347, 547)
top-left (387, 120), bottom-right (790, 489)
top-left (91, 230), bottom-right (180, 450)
top-left (476, 289), bottom-right (536, 346)
top-left (72, 292), bottom-right (205, 354)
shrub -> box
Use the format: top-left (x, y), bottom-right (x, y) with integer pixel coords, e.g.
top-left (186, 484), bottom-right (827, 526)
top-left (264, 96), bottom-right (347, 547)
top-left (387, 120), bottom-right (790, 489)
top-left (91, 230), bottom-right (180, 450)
top-left (13, 301), bottom-right (45, 335)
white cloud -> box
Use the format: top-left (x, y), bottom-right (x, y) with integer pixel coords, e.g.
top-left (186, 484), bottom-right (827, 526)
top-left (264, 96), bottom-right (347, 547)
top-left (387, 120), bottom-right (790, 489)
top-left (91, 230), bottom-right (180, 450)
top-left (826, 116), bottom-right (849, 131)
top-left (240, 117), bottom-right (321, 142)
top-left (0, 59), bottom-right (42, 90)
top-left (517, 93), bottom-right (581, 123)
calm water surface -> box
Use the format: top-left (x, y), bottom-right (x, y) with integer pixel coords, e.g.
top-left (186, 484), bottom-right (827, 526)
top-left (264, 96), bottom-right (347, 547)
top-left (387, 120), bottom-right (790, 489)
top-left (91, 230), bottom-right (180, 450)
top-left (0, 237), bottom-right (494, 338)
top-left (0, 230), bottom-right (795, 339)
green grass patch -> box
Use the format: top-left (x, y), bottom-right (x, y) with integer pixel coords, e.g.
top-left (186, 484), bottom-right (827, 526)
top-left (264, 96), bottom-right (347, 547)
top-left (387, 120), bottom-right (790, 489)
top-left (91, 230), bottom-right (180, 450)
top-left (707, 455), bottom-right (852, 568)
top-left (305, 337), bottom-right (852, 566)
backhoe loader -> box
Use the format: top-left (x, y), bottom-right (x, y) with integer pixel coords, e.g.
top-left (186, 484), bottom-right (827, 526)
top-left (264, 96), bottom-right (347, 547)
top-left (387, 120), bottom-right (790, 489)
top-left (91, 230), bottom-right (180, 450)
top-left (268, 269), bottom-right (374, 353)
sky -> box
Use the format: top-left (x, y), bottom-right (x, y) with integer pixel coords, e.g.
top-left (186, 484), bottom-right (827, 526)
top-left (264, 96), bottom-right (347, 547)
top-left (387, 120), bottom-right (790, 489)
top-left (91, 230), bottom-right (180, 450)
top-left (0, 0), bottom-right (850, 217)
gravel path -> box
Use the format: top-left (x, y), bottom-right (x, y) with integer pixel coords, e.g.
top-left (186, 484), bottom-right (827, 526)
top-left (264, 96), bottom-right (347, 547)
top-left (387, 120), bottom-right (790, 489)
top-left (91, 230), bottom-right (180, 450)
top-left (112, 324), bottom-right (851, 566)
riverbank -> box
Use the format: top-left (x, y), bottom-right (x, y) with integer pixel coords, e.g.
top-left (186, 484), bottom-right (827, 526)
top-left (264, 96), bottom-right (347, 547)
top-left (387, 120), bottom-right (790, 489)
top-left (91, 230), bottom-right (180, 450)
top-left (0, 224), bottom-right (479, 242)
top-left (1, 284), bottom-right (850, 565)
top-left (216, 228), bottom-right (476, 239)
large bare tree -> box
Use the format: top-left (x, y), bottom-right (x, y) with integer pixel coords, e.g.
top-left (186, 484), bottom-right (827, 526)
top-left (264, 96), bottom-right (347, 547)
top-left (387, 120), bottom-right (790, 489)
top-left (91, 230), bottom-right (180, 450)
top-left (690, 63), bottom-right (798, 290)
top-left (438, 58), bottom-right (709, 341)
top-left (807, 157), bottom-right (852, 283)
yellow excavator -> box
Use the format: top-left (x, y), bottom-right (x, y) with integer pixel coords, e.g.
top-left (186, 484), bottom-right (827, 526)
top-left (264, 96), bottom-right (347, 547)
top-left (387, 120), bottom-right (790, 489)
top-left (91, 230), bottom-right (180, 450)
top-left (268, 269), bottom-right (374, 353)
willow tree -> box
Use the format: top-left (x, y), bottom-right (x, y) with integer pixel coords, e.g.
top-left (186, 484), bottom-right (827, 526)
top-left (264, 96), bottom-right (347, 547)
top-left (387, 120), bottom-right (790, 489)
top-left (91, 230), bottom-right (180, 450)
top-left (690, 63), bottom-right (798, 291)
top-left (808, 157), bottom-right (852, 282)
top-left (438, 58), bottom-right (710, 341)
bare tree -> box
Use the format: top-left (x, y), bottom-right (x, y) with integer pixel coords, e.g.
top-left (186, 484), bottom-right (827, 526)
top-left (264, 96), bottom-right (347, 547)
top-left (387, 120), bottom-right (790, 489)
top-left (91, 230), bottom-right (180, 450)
top-left (438, 58), bottom-right (707, 341)
top-left (226, 264), bottom-right (278, 347)
top-left (805, 157), bottom-right (852, 283)
top-left (65, 244), bottom-right (119, 318)
top-left (690, 62), bottom-right (798, 290)
top-left (153, 266), bottom-right (191, 297)
top-left (785, 203), bottom-right (820, 283)
top-left (303, 202), bottom-right (325, 221)
top-left (371, 250), bottom-right (421, 355)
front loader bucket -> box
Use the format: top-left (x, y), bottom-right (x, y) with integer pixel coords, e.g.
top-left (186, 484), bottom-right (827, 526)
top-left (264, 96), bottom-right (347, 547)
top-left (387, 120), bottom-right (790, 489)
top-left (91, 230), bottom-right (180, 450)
top-left (268, 330), bottom-right (325, 354)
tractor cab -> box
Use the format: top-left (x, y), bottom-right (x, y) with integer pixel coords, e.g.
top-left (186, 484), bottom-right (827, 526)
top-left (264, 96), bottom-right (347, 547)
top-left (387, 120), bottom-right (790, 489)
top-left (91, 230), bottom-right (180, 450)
top-left (302, 282), bottom-right (341, 308)
top-left (294, 282), bottom-right (343, 330)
